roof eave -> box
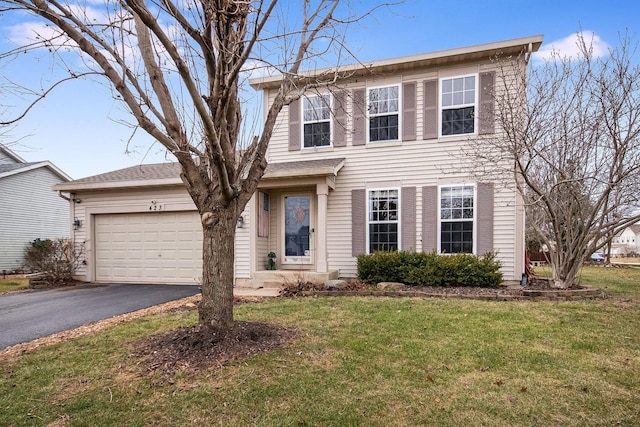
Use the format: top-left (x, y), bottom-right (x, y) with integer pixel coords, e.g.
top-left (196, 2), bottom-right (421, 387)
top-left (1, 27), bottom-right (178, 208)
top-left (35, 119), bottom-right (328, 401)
top-left (53, 177), bottom-right (184, 192)
top-left (263, 158), bottom-right (345, 180)
top-left (250, 35), bottom-right (544, 90)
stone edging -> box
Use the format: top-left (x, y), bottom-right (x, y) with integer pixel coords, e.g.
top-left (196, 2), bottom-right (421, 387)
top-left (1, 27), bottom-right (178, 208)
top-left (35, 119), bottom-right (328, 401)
top-left (301, 286), bottom-right (607, 301)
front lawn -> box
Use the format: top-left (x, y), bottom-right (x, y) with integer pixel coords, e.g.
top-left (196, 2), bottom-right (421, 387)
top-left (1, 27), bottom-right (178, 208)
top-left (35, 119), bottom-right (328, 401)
top-left (0, 276), bottom-right (29, 293)
top-left (1, 266), bottom-right (639, 426)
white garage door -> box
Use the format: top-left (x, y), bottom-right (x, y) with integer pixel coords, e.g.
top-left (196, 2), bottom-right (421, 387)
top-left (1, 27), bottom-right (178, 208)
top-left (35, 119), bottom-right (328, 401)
top-left (94, 211), bottom-right (202, 284)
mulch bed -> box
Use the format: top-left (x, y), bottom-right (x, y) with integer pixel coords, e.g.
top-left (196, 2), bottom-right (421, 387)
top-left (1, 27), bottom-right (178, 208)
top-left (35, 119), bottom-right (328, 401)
top-left (134, 320), bottom-right (296, 378)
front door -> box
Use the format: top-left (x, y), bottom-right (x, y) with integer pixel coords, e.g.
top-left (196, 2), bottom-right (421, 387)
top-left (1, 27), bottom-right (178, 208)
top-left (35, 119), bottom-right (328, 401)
top-left (283, 194), bottom-right (313, 265)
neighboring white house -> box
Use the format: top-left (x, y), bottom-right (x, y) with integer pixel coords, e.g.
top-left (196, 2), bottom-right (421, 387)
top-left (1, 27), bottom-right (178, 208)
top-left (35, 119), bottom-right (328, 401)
top-left (54, 35), bottom-right (543, 285)
top-left (610, 225), bottom-right (640, 256)
top-left (0, 145), bottom-right (71, 272)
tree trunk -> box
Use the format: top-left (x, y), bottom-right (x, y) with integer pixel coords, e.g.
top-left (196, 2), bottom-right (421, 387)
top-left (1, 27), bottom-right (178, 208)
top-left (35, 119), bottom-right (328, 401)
top-left (198, 206), bottom-right (237, 333)
top-left (551, 256), bottom-right (583, 289)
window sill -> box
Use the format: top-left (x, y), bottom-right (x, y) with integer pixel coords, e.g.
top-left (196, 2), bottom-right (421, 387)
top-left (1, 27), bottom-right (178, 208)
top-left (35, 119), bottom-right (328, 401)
top-left (301, 146), bottom-right (334, 153)
top-left (365, 140), bottom-right (403, 148)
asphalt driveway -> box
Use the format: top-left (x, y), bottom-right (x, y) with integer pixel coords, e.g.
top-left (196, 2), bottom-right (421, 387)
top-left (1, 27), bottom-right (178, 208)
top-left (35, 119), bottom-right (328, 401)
top-left (0, 284), bottom-right (200, 349)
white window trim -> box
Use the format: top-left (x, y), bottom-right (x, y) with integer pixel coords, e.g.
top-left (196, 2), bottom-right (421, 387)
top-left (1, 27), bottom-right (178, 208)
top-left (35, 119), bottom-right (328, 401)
top-left (301, 93), bottom-right (333, 150)
top-left (437, 183), bottom-right (477, 254)
top-left (366, 84), bottom-right (402, 144)
top-left (438, 74), bottom-right (479, 138)
top-left (366, 187), bottom-right (401, 253)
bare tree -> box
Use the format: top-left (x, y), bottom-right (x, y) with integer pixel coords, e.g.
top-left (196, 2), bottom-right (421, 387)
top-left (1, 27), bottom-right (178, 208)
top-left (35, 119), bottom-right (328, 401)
top-left (475, 32), bottom-right (640, 288)
top-left (0, 0), bottom-right (390, 331)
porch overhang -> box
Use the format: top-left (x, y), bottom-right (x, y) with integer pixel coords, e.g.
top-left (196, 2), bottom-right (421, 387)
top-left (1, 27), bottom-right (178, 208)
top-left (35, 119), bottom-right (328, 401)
top-left (258, 157), bottom-right (345, 190)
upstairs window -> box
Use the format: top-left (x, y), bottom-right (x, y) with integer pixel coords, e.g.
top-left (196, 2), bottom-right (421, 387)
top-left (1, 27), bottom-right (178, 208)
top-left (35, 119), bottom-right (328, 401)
top-left (441, 75), bottom-right (476, 136)
top-left (440, 185), bottom-right (475, 254)
top-left (303, 94), bottom-right (331, 148)
top-left (368, 85), bottom-right (399, 142)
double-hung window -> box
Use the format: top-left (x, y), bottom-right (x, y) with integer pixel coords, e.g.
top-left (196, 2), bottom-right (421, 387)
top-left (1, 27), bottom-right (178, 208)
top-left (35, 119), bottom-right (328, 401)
top-left (440, 185), bottom-right (475, 253)
top-left (368, 189), bottom-right (399, 252)
top-left (368, 85), bottom-right (399, 142)
top-left (303, 94), bottom-right (331, 148)
top-left (441, 75), bottom-right (476, 136)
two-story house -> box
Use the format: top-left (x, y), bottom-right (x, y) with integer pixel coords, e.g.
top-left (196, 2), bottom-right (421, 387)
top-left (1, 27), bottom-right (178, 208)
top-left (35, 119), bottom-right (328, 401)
top-left (55, 35), bottom-right (542, 286)
top-left (610, 225), bottom-right (640, 257)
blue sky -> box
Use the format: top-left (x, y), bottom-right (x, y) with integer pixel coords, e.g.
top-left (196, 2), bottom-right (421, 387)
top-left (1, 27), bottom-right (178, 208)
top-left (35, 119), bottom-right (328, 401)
top-left (1, 0), bottom-right (639, 179)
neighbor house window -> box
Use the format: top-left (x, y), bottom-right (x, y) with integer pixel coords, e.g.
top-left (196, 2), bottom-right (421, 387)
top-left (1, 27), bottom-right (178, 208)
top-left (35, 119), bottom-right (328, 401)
top-left (440, 185), bottom-right (475, 253)
top-left (441, 75), bottom-right (476, 136)
top-left (303, 94), bottom-right (331, 148)
top-left (368, 85), bottom-right (399, 142)
top-left (368, 189), bottom-right (399, 252)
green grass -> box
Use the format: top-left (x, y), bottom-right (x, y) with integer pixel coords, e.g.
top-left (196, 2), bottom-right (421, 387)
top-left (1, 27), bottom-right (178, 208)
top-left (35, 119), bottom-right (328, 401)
top-left (1, 267), bottom-right (639, 426)
top-left (0, 276), bottom-right (29, 293)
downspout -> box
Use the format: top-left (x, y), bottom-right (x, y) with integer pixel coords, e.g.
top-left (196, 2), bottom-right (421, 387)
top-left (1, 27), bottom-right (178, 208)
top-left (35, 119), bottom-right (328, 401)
top-left (525, 42), bottom-right (533, 64)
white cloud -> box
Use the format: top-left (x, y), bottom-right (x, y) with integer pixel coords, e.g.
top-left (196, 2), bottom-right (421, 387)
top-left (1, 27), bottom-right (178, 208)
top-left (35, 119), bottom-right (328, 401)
top-left (6, 21), bottom-right (75, 48)
top-left (533, 31), bottom-right (610, 61)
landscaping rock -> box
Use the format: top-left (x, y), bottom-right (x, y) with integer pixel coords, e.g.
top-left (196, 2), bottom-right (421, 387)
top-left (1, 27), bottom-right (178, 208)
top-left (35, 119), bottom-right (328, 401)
top-left (376, 282), bottom-right (406, 291)
top-left (325, 279), bottom-right (348, 290)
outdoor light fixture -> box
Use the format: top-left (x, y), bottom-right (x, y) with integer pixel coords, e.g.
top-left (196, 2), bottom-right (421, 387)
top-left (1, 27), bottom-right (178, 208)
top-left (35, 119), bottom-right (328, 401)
top-left (73, 217), bottom-right (81, 230)
top-left (237, 215), bottom-right (244, 228)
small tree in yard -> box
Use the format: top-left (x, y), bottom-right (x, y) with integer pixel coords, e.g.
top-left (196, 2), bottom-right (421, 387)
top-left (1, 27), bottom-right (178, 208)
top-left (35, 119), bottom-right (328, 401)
top-left (0, 0), bottom-right (391, 332)
top-left (476, 32), bottom-right (640, 288)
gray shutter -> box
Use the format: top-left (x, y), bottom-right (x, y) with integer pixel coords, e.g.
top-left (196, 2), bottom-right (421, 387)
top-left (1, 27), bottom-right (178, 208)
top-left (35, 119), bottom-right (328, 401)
top-left (402, 82), bottom-right (417, 141)
top-left (423, 80), bottom-right (438, 139)
top-left (352, 88), bottom-right (366, 146)
top-left (333, 91), bottom-right (347, 147)
top-left (401, 187), bottom-right (416, 251)
top-left (351, 189), bottom-right (366, 256)
top-left (477, 182), bottom-right (494, 255)
top-left (288, 99), bottom-right (300, 151)
top-left (479, 72), bottom-right (495, 135)
top-left (422, 186), bottom-right (438, 252)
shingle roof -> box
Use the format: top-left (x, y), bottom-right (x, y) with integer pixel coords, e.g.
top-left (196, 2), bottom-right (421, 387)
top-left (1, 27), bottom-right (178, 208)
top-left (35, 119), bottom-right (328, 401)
top-left (0, 162), bottom-right (35, 174)
top-left (54, 158), bottom-right (346, 192)
top-left (68, 162), bottom-right (182, 184)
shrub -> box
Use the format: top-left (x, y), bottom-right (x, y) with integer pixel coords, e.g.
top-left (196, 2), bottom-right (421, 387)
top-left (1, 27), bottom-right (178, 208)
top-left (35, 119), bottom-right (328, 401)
top-left (358, 251), bottom-right (503, 288)
top-left (357, 251), bottom-right (424, 284)
top-left (23, 238), bottom-right (82, 284)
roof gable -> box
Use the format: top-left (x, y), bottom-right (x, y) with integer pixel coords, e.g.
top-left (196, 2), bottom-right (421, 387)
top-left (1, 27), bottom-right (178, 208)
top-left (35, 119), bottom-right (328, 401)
top-left (0, 144), bottom-right (26, 164)
top-left (0, 161), bottom-right (72, 181)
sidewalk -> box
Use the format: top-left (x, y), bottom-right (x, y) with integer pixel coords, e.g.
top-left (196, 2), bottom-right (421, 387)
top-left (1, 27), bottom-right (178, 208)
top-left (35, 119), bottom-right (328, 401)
top-left (233, 287), bottom-right (281, 297)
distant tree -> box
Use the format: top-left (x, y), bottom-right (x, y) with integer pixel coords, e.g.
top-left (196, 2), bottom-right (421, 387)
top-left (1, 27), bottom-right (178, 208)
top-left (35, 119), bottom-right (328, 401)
top-left (0, 0), bottom-right (392, 332)
top-left (476, 32), bottom-right (640, 288)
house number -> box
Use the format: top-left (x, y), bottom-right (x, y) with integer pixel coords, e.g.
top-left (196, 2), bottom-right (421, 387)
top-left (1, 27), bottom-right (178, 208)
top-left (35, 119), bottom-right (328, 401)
top-left (149, 201), bottom-right (164, 211)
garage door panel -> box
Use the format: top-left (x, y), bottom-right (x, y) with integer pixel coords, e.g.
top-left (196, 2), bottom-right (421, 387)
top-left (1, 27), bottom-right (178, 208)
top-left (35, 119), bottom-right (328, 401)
top-left (95, 212), bottom-right (202, 284)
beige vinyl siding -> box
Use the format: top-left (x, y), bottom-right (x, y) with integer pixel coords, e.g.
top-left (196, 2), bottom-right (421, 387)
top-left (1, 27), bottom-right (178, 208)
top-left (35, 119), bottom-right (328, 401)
top-left (0, 167), bottom-right (69, 271)
top-left (235, 204), bottom-right (251, 279)
top-left (264, 63), bottom-right (521, 280)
